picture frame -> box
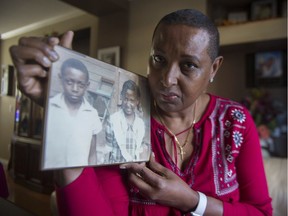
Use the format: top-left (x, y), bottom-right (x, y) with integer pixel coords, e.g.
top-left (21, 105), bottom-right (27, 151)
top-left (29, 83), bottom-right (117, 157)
top-left (246, 50), bottom-right (287, 87)
top-left (97, 46), bottom-right (120, 67)
top-left (41, 45), bottom-right (151, 170)
top-left (1, 65), bottom-right (16, 96)
top-left (251, 0), bottom-right (277, 21)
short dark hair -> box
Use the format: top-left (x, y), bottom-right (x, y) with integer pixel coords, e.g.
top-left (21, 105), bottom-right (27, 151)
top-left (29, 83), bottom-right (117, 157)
top-left (153, 9), bottom-right (220, 61)
top-left (61, 58), bottom-right (89, 81)
top-left (121, 79), bottom-right (140, 99)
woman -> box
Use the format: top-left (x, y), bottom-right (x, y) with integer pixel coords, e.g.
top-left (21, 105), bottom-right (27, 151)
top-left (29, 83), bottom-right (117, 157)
top-left (10, 9), bottom-right (272, 216)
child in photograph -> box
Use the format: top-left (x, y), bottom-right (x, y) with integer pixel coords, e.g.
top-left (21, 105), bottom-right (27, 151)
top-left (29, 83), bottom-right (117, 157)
top-left (44, 58), bottom-right (102, 168)
top-left (105, 79), bottom-right (146, 163)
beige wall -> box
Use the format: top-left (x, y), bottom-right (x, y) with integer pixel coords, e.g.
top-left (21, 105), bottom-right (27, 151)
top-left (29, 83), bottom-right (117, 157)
top-left (0, 13), bottom-right (99, 163)
top-left (0, 96), bottom-right (15, 164)
top-left (97, 11), bottom-right (129, 67)
top-left (208, 52), bottom-right (247, 101)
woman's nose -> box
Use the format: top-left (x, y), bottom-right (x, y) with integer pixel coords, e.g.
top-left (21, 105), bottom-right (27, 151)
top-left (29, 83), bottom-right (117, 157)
top-left (161, 63), bottom-right (179, 87)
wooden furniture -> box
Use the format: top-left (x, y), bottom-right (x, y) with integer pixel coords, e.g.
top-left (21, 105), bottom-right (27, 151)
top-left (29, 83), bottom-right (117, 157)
top-left (207, 0), bottom-right (287, 45)
top-left (9, 94), bottom-right (54, 194)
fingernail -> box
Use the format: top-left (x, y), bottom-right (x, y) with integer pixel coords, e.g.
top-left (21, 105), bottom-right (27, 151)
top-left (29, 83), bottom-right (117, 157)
top-left (49, 51), bottom-right (59, 61)
top-left (42, 56), bottom-right (51, 67)
top-left (41, 70), bottom-right (47, 77)
top-left (119, 165), bottom-right (127, 169)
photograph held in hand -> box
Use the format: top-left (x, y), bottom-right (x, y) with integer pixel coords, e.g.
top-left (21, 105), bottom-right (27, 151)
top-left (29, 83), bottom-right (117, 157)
top-left (41, 46), bottom-right (151, 170)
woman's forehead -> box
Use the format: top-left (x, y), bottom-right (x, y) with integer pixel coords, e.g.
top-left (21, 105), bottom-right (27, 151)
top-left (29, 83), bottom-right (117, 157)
top-left (154, 24), bottom-right (207, 40)
top-left (152, 24), bottom-right (210, 55)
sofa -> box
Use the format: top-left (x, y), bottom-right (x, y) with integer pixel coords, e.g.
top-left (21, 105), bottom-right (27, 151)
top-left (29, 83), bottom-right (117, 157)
top-left (263, 157), bottom-right (287, 216)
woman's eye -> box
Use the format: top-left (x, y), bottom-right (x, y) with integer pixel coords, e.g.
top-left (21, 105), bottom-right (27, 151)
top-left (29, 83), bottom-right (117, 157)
top-left (153, 55), bottom-right (165, 64)
top-left (182, 62), bottom-right (197, 70)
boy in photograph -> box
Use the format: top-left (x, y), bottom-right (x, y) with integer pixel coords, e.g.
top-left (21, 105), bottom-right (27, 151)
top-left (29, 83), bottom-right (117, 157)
top-left (43, 58), bottom-right (102, 169)
top-left (105, 79), bottom-right (146, 163)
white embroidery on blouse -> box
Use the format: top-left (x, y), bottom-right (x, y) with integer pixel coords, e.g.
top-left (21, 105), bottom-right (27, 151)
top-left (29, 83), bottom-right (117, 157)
top-left (211, 98), bottom-right (246, 196)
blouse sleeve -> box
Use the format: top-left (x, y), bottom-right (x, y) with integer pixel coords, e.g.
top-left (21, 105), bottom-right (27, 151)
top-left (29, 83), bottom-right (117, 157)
top-left (55, 166), bottom-right (129, 216)
top-left (223, 108), bottom-right (273, 215)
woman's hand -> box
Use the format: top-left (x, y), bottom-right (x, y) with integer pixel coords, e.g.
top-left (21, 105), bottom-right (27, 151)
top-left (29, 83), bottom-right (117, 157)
top-left (120, 154), bottom-right (198, 212)
top-left (9, 31), bottom-right (74, 106)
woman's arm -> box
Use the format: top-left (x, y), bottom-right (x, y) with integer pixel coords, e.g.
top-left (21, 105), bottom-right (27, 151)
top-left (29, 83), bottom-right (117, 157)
top-left (223, 109), bottom-right (272, 216)
top-left (55, 167), bottom-right (129, 216)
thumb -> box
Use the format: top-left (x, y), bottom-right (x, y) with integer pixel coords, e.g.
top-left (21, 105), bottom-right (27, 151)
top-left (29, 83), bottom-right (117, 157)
top-left (60, 31), bottom-right (74, 49)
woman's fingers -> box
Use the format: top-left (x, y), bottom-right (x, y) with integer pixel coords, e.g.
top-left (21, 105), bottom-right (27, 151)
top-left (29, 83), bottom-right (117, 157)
top-left (19, 37), bottom-right (59, 61)
top-left (9, 32), bottom-right (75, 106)
top-left (9, 36), bottom-right (56, 105)
top-left (10, 41), bottom-right (59, 74)
top-left (147, 153), bottom-right (171, 178)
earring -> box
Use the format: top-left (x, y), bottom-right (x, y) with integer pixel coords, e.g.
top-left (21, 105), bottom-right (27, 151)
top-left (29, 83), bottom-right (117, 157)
top-left (210, 77), bottom-right (214, 83)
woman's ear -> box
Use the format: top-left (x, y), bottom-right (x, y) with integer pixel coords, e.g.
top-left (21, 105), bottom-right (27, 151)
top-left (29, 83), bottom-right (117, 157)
top-left (210, 56), bottom-right (224, 82)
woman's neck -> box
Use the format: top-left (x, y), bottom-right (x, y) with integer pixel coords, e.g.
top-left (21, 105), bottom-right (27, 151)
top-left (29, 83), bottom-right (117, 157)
top-left (153, 94), bottom-right (209, 133)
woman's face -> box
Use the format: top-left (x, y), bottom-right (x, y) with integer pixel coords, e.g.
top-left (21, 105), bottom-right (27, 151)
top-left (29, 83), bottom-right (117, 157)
top-left (148, 24), bottom-right (221, 114)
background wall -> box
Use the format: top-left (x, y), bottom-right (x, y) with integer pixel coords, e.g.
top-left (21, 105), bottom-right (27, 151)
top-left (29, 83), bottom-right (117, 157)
top-left (0, 96), bottom-right (15, 164)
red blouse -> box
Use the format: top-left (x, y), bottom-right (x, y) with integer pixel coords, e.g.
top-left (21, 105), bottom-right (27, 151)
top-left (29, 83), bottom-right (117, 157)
top-left (56, 94), bottom-right (272, 216)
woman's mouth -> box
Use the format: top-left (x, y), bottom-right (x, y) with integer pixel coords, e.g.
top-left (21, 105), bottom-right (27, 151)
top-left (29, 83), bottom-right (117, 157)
top-left (161, 92), bottom-right (179, 101)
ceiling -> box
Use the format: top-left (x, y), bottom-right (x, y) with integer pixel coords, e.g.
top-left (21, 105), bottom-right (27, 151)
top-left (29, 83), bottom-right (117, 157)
top-left (0, 0), bottom-right (256, 39)
top-left (61, 0), bottom-right (130, 17)
top-left (0, 0), bottom-right (130, 39)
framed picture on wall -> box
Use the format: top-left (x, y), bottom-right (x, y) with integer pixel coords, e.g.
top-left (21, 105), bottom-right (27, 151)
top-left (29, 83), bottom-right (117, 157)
top-left (246, 50), bottom-right (287, 87)
top-left (251, 0), bottom-right (277, 21)
top-left (97, 46), bottom-right (120, 67)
